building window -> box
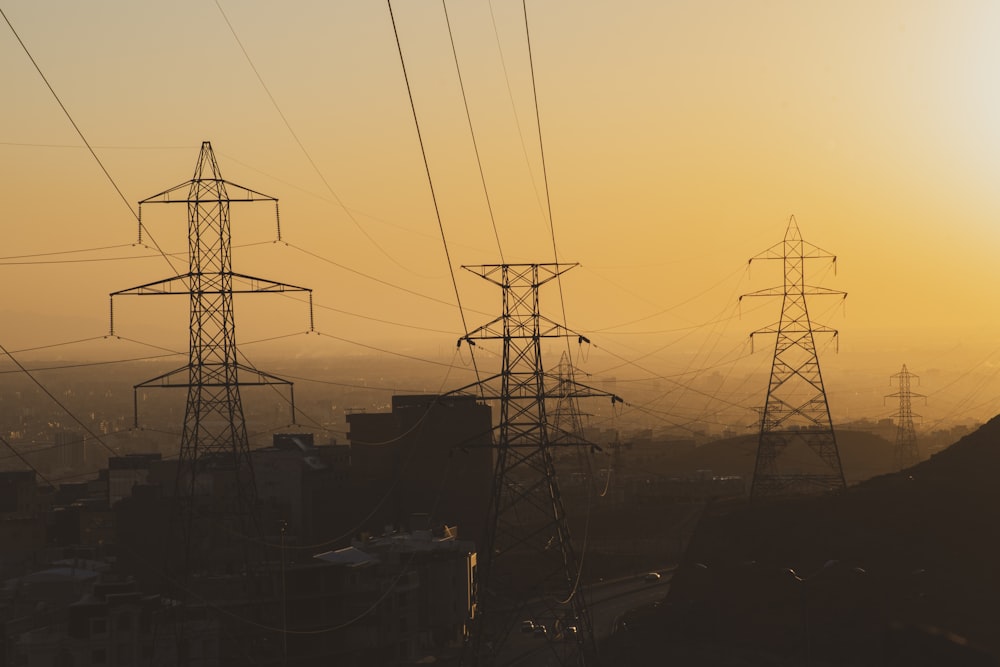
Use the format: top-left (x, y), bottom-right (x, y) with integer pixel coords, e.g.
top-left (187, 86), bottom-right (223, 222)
top-left (90, 618), bottom-right (107, 636)
top-left (91, 649), bottom-right (106, 664)
top-left (53, 648), bottom-right (75, 667)
top-left (117, 613), bottom-right (133, 632)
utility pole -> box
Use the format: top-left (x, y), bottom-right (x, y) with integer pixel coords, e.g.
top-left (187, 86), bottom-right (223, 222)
top-left (741, 216), bottom-right (847, 498)
top-left (458, 263), bottom-right (620, 667)
top-left (886, 364), bottom-right (924, 470)
top-left (112, 141), bottom-right (312, 579)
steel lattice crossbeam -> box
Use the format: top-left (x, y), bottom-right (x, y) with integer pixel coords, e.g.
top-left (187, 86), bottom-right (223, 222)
top-left (742, 217), bottom-right (847, 498)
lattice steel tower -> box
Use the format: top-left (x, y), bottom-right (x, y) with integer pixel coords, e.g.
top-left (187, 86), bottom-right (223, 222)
top-left (112, 141), bottom-right (311, 576)
top-left (459, 263), bottom-right (619, 667)
top-left (551, 351), bottom-right (587, 452)
top-left (741, 216), bottom-right (847, 498)
top-left (886, 364), bottom-right (924, 470)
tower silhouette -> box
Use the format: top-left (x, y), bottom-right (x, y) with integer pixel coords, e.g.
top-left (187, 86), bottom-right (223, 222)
top-left (112, 141), bottom-right (312, 576)
top-left (551, 351), bottom-right (588, 457)
top-left (741, 216), bottom-right (847, 498)
top-left (886, 364), bottom-right (924, 470)
top-left (459, 263), bottom-right (619, 667)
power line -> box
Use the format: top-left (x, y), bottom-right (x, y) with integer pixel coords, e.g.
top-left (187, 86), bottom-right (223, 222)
top-left (486, 0), bottom-right (547, 223)
top-left (282, 292), bottom-right (458, 335)
top-left (0, 141), bottom-right (191, 150)
top-left (0, 352), bottom-right (179, 375)
top-left (283, 241), bottom-right (488, 316)
top-left (0, 243), bottom-right (136, 261)
top-left (520, 0), bottom-right (580, 396)
top-left (386, 0), bottom-right (485, 393)
top-left (217, 149), bottom-right (503, 258)
top-left (0, 435), bottom-right (55, 489)
top-left (0, 340), bottom-right (119, 458)
top-left (311, 329), bottom-right (476, 371)
top-left (584, 265), bottom-right (750, 333)
top-left (0, 7), bottom-right (181, 278)
top-left (4, 335), bottom-right (109, 355)
top-left (212, 0), bottom-right (429, 277)
top-left (441, 0), bottom-right (505, 263)
top-left (0, 254), bottom-right (166, 266)
top-left (587, 336), bottom-right (753, 413)
top-left (0, 240), bottom-right (282, 267)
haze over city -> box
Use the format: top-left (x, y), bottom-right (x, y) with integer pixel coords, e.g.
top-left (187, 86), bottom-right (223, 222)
top-left (6, 2), bottom-right (1000, 666)
top-left (2, 0), bottom-right (1000, 439)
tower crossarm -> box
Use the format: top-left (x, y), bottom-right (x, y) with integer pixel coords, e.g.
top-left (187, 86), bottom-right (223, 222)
top-left (749, 240), bottom-right (837, 263)
top-left (138, 179), bottom-right (278, 206)
top-left (542, 373), bottom-right (622, 403)
top-left (750, 322), bottom-right (839, 337)
top-left (747, 322), bottom-right (839, 351)
top-left (447, 371), bottom-right (621, 401)
top-left (461, 262), bottom-right (578, 288)
top-left (109, 273), bottom-right (313, 336)
top-left (135, 141), bottom-right (284, 245)
top-left (134, 363), bottom-right (293, 390)
top-left (130, 363), bottom-right (297, 429)
top-left (885, 391), bottom-right (926, 401)
top-left (461, 314), bottom-right (571, 342)
top-left (228, 272), bottom-right (311, 294)
top-left (741, 285), bottom-right (847, 299)
top-left (111, 273), bottom-right (195, 297)
top-left (748, 215), bottom-right (838, 264)
top-left (112, 273), bottom-right (309, 297)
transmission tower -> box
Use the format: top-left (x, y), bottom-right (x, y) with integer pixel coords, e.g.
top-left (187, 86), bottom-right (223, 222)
top-left (741, 216), bottom-right (847, 498)
top-left (551, 352), bottom-right (588, 463)
top-left (886, 364), bottom-right (924, 470)
top-left (112, 141), bottom-right (312, 577)
top-left (458, 263), bottom-right (620, 667)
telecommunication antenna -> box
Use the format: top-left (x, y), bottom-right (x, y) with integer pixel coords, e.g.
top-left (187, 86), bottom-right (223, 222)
top-left (886, 364), bottom-right (924, 470)
top-left (112, 141), bottom-right (312, 577)
top-left (741, 216), bottom-right (847, 498)
top-left (458, 263), bottom-right (620, 667)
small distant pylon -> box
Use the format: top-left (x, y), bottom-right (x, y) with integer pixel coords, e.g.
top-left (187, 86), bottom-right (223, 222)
top-left (551, 352), bottom-right (589, 466)
top-left (457, 263), bottom-right (621, 667)
top-left (886, 364), bottom-right (924, 470)
top-left (551, 352), bottom-right (586, 441)
top-left (112, 141), bottom-right (312, 578)
top-left (741, 216), bottom-right (847, 498)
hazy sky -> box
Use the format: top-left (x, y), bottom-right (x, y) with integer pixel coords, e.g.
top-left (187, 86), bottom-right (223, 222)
top-left (2, 1), bottom-right (1000, 431)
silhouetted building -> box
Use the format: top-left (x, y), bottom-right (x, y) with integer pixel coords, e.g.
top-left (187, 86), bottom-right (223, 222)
top-left (253, 433), bottom-right (323, 539)
top-left (107, 454), bottom-right (162, 506)
top-left (314, 524), bottom-right (476, 665)
top-left (6, 576), bottom-right (218, 667)
top-left (53, 429), bottom-right (87, 474)
top-left (345, 395), bottom-right (492, 545)
top-left (0, 471), bottom-right (44, 517)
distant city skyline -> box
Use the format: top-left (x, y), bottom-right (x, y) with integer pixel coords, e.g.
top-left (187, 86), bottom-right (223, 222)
top-left (2, 2), bottom-right (1000, 434)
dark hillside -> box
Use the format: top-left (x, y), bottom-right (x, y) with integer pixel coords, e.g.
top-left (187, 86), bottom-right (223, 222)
top-left (603, 417), bottom-right (1000, 665)
top-left (659, 430), bottom-right (898, 484)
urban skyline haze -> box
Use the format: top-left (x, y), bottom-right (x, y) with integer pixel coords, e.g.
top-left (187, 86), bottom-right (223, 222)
top-left (1, 1), bottom-right (999, 434)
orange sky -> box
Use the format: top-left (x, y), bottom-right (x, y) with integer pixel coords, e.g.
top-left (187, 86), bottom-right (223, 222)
top-left (2, 0), bottom-right (1000, 432)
